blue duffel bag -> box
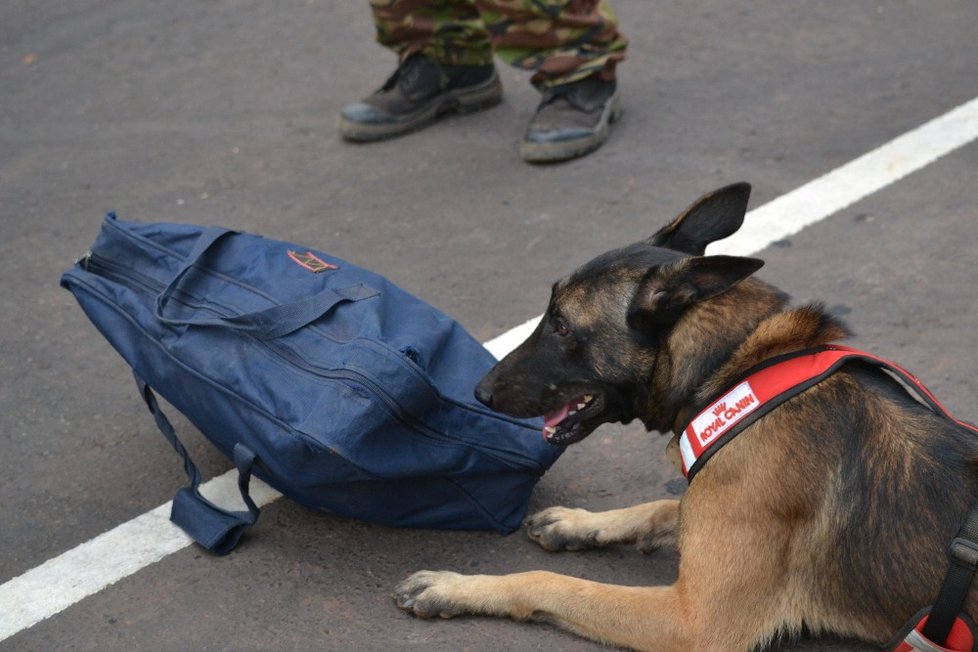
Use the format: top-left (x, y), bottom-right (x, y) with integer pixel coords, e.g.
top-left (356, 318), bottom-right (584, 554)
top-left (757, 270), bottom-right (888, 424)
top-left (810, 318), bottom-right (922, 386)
top-left (60, 214), bottom-right (561, 554)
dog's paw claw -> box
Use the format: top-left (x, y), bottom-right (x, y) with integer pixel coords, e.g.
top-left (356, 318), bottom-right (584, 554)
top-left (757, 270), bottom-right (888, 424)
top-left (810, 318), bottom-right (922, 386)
top-left (393, 570), bottom-right (468, 619)
top-left (636, 530), bottom-right (672, 555)
top-left (636, 542), bottom-right (659, 555)
top-left (524, 506), bottom-right (604, 552)
top-left (396, 596), bottom-right (416, 610)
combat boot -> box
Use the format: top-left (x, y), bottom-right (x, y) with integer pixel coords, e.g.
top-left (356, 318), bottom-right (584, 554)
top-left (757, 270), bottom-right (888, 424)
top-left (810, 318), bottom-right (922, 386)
top-left (339, 53), bottom-right (502, 142)
top-left (520, 76), bottom-right (621, 163)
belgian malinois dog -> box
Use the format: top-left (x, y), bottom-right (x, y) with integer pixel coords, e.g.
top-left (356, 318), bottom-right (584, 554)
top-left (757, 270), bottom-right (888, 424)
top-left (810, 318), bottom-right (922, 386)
top-left (393, 183), bottom-right (978, 651)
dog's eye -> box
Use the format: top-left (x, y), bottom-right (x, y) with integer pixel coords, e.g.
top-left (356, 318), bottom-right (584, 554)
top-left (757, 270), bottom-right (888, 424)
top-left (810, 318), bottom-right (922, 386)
top-left (553, 319), bottom-right (570, 337)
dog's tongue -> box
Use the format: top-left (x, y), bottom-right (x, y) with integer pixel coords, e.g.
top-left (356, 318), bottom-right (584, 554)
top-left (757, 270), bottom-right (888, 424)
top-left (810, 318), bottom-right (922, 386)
top-left (543, 404), bottom-right (570, 429)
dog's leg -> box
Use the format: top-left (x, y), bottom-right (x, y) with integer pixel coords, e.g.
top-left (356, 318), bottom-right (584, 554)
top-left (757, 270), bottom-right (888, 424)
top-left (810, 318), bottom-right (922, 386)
top-left (395, 570), bottom-right (691, 650)
top-left (524, 499), bottom-right (678, 553)
top-left (395, 502), bottom-right (794, 652)
top-left (393, 567), bottom-right (777, 652)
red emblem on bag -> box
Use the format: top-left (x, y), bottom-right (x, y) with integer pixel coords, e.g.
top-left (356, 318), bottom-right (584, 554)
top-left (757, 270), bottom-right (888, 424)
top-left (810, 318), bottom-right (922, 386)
top-left (288, 250), bottom-right (337, 273)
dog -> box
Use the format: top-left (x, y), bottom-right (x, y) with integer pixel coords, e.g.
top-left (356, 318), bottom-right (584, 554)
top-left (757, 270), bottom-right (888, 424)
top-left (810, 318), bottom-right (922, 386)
top-left (393, 183), bottom-right (978, 651)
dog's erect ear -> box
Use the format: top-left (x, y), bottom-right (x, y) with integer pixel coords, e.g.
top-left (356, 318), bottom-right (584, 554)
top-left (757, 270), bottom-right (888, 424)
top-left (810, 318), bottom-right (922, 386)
top-left (627, 255), bottom-right (764, 329)
top-left (647, 182), bottom-right (752, 255)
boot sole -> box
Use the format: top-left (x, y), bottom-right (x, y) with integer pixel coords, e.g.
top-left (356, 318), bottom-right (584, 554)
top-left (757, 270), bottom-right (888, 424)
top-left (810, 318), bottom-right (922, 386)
top-left (338, 74), bottom-right (503, 143)
top-left (519, 89), bottom-right (622, 163)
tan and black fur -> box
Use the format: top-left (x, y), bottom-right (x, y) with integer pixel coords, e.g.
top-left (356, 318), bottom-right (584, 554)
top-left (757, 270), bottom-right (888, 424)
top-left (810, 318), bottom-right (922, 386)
top-left (393, 183), bottom-right (978, 651)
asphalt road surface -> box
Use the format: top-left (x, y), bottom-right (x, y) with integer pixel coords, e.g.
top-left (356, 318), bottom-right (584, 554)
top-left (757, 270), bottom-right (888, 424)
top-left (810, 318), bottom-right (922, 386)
top-left (2, 1), bottom-right (978, 650)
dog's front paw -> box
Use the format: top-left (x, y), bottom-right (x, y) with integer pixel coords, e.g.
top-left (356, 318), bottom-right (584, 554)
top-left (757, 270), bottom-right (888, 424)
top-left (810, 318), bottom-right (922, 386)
top-left (394, 570), bottom-right (473, 619)
top-left (524, 506), bottom-right (603, 551)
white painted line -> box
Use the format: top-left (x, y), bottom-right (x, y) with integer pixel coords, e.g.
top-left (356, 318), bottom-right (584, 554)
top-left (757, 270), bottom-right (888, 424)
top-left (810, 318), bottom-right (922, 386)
top-left (484, 96), bottom-right (978, 360)
top-left (0, 472), bottom-right (282, 642)
top-left (711, 97), bottom-right (978, 258)
top-left (2, 95), bottom-right (978, 643)
top-left (484, 315), bottom-right (540, 359)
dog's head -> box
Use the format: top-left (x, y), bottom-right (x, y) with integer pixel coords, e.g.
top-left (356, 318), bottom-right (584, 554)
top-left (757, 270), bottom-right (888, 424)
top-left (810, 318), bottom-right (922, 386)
top-left (475, 183), bottom-right (764, 445)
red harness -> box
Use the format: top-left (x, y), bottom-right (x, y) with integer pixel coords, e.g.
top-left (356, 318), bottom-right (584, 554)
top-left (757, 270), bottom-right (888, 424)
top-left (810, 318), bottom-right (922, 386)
top-left (676, 344), bottom-right (978, 651)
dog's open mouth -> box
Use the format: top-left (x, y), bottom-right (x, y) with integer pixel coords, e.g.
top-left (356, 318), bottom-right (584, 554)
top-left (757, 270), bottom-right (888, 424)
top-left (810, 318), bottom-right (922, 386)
top-left (542, 394), bottom-right (603, 446)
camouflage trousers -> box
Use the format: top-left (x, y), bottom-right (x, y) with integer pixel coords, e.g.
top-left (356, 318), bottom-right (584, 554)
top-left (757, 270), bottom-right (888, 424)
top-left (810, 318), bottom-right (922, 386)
top-left (369, 0), bottom-right (628, 88)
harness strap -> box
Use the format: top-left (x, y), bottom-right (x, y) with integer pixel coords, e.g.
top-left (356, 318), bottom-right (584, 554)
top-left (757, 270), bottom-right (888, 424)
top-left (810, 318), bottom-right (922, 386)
top-left (678, 345), bottom-right (977, 481)
top-left (892, 608), bottom-right (976, 652)
top-left (675, 344), bottom-right (978, 650)
top-left (914, 503), bottom-right (978, 649)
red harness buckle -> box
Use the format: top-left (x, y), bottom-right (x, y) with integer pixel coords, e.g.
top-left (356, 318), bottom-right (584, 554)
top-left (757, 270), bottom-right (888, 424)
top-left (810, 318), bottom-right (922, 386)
top-left (892, 612), bottom-right (975, 652)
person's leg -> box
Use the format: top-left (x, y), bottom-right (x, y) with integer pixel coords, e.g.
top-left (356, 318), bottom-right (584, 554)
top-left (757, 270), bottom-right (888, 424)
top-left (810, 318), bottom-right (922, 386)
top-left (477, 0), bottom-right (627, 88)
top-left (478, 0), bottom-right (628, 162)
top-left (339, 0), bottom-right (503, 142)
top-left (372, 0), bottom-right (494, 67)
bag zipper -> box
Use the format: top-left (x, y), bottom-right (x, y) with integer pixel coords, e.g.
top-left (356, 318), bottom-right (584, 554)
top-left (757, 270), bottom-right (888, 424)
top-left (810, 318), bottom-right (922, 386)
top-left (81, 251), bottom-right (164, 296)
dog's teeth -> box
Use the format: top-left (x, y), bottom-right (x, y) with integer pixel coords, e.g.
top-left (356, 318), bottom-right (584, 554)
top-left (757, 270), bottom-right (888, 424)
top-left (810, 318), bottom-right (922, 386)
top-left (544, 426), bottom-right (557, 436)
top-left (583, 395), bottom-right (594, 402)
top-left (576, 402), bottom-right (587, 410)
top-left (568, 409), bottom-right (577, 416)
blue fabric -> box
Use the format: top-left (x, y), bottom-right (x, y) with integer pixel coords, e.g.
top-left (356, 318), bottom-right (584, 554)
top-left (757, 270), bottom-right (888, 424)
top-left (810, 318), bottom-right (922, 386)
top-left (61, 214), bottom-right (561, 553)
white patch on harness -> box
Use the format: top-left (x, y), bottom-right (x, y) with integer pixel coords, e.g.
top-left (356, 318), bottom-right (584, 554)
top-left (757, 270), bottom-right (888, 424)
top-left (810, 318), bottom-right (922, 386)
top-left (678, 433), bottom-right (697, 473)
top-left (690, 381), bottom-right (761, 448)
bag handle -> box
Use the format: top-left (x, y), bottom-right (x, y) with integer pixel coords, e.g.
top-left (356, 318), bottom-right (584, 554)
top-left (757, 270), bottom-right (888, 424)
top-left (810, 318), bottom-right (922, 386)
top-left (135, 373), bottom-right (259, 555)
top-left (155, 227), bottom-right (378, 340)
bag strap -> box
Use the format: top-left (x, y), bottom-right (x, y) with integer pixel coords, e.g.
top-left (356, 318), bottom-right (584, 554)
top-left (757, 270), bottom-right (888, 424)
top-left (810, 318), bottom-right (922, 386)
top-left (135, 373), bottom-right (260, 554)
top-left (156, 227), bottom-right (232, 319)
top-left (154, 227), bottom-right (378, 340)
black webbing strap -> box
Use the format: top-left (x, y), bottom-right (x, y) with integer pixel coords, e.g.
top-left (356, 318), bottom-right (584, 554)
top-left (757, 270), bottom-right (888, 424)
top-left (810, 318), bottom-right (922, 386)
top-left (922, 503), bottom-right (978, 646)
top-left (134, 372), bottom-right (261, 554)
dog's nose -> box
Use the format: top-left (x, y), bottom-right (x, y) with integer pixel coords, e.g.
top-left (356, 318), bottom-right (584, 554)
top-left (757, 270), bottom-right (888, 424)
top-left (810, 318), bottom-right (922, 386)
top-left (474, 383), bottom-right (494, 409)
